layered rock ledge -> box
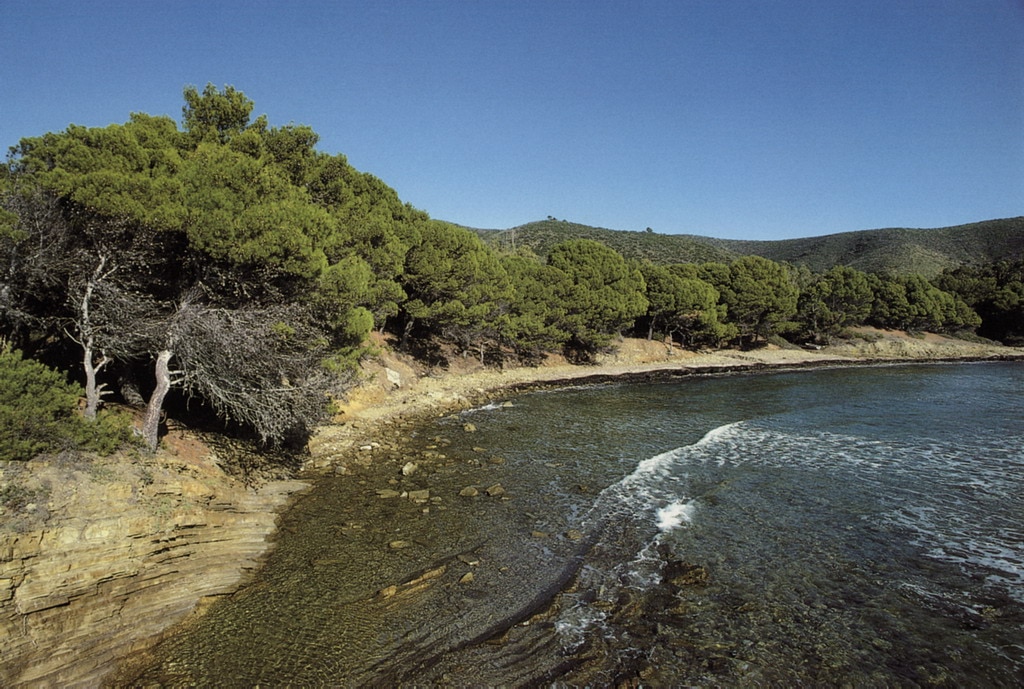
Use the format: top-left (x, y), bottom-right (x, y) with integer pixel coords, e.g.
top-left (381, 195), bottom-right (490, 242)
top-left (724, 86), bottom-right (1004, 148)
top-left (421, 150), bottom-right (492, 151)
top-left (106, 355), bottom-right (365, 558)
top-left (0, 436), bottom-right (308, 688)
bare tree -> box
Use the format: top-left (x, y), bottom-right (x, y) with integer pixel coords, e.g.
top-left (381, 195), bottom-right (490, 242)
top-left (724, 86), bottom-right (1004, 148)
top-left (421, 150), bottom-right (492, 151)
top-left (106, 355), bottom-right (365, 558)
top-left (0, 188), bottom-right (74, 341)
top-left (4, 185), bottom-right (337, 453)
top-left (67, 256), bottom-right (162, 419)
top-left (138, 296), bottom-right (331, 451)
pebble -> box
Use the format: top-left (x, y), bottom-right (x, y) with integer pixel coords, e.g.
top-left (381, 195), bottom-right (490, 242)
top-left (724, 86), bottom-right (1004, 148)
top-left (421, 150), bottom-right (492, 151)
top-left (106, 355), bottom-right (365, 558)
top-left (458, 572), bottom-right (475, 585)
top-left (485, 484), bottom-right (505, 497)
top-left (389, 540), bottom-right (412, 549)
top-left (459, 486), bottom-right (479, 497)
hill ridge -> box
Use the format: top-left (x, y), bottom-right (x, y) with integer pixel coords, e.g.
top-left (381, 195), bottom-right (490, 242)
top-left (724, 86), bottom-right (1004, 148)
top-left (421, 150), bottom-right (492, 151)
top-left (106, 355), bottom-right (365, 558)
top-left (463, 216), bottom-right (1024, 277)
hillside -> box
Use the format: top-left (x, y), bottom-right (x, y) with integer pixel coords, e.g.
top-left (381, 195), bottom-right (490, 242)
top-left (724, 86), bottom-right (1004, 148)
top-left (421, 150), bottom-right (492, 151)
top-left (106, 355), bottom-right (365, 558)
top-left (470, 219), bottom-right (736, 264)
top-left (470, 216), bottom-right (1024, 277)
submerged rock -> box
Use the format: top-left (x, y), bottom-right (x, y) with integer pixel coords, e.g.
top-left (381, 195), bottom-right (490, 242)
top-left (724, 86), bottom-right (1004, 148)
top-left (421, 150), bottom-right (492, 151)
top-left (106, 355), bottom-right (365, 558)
top-left (665, 561), bottom-right (709, 587)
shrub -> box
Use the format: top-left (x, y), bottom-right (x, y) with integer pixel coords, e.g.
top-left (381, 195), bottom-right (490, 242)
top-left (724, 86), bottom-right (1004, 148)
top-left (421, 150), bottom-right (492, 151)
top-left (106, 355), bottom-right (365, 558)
top-left (0, 349), bottom-right (138, 461)
top-left (0, 349), bottom-right (84, 461)
top-left (77, 407), bottom-right (139, 455)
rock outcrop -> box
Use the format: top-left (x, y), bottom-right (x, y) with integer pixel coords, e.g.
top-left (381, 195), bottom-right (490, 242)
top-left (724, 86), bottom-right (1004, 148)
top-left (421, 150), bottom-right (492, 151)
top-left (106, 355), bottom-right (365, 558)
top-left (0, 438), bottom-right (308, 688)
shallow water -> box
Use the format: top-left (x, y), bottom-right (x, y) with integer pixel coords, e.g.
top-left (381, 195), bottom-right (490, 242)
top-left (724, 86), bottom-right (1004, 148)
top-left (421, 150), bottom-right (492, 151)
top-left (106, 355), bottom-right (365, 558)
top-left (118, 362), bottom-right (1024, 687)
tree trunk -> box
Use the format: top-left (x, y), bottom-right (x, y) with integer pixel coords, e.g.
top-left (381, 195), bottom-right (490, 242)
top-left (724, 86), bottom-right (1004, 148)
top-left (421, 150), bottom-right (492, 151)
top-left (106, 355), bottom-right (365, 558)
top-left (81, 337), bottom-right (108, 420)
top-left (400, 316), bottom-right (415, 351)
top-left (79, 256), bottom-right (109, 420)
top-left (140, 349), bottom-right (173, 452)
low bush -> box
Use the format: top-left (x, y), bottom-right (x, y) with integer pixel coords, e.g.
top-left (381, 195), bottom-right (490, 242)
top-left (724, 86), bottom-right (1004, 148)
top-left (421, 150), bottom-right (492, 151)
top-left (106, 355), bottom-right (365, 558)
top-left (0, 349), bottom-right (135, 461)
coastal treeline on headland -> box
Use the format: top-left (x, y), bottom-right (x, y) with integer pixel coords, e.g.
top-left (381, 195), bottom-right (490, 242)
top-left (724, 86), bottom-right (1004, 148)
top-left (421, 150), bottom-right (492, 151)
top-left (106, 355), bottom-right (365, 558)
top-left (1, 85), bottom-right (1022, 459)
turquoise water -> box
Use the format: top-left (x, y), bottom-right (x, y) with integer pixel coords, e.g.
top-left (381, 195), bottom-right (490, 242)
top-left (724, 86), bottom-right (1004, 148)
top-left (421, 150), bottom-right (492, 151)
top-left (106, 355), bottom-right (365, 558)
top-left (121, 362), bottom-right (1024, 687)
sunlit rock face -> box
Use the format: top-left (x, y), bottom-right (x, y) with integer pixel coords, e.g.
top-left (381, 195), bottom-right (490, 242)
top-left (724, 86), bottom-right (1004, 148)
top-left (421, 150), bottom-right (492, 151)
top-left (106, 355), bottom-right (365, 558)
top-left (0, 448), bottom-right (307, 689)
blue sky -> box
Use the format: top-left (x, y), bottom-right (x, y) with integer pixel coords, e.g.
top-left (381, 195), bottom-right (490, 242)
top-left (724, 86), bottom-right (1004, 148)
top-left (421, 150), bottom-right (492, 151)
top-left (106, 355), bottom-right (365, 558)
top-left (2, 0), bottom-right (1022, 240)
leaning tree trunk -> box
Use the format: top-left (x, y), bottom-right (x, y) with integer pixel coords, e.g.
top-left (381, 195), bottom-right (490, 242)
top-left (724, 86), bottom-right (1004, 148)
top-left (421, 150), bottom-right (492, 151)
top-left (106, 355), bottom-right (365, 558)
top-left (78, 255), bottom-right (110, 420)
top-left (140, 349), bottom-right (173, 452)
top-left (81, 336), bottom-right (109, 421)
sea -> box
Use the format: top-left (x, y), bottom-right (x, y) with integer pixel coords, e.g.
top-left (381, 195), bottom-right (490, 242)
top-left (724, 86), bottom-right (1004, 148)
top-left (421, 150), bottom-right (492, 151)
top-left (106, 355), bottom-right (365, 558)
top-left (118, 361), bottom-right (1024, 687)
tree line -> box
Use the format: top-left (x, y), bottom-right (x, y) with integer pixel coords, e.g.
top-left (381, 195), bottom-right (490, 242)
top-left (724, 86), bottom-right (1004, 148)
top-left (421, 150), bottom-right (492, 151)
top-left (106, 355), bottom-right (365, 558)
top-left (0, 86), bottom-right (1018, 459)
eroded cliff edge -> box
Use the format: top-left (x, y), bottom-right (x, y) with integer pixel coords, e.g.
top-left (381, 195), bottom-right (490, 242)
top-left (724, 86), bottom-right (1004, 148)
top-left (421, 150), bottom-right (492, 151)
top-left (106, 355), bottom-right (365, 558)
top-left (0, 431), bottom-right (308, 688)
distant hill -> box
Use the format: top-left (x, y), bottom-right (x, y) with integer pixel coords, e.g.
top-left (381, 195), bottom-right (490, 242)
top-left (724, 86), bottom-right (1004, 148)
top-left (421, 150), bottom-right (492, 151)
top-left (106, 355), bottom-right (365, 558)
top-left (469, 219), bottom-right (736, 264)
top-left (467, 217), bottom-right (1024, 278)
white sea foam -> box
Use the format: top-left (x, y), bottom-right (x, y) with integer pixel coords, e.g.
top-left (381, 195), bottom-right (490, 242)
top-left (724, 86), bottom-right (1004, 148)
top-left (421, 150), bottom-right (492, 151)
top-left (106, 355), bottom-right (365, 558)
top-left (613, 422), bottom-right (745, 490)
top-left (554, 598), bottom-right (608, 651)
top-left (656, 500), bottom-right (696, 531)
top-left (461, 400), bottom-right (506, 414)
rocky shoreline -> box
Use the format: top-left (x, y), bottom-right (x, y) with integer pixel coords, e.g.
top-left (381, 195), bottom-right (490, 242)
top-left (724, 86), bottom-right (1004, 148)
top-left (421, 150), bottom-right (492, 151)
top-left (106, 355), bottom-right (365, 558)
top-left (1, 330), bottom-right (1021, 687)
top-left (308, 329), bottom-right (1022, 470)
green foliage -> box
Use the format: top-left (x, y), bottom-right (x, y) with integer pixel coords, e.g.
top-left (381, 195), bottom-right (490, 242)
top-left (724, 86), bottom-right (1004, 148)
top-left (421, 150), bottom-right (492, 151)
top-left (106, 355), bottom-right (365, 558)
top-left (400, 221), bottom-right (513, 359)
top-left (547, 239), bottom-right (648, 354)
top-left (706, 256), bottom-right (798, 345)
top-left (796, 266), bottom-right (873, 343)
top-left (478, 219), bottom-right (735, 265)
top-left (10, 115), bottom-right (187, 231)
top-left (3, 83), bottom-right (1016, 450)
top-left (698, 217), bottom-right (1024, 278)
top-left (0, 349), bottom-right (136, 461)
top-left (76, 408), bottom-right (139, 455)
top-left (937, 260), bottom-right (1024, 344)
top-left (638, 263), bottom-right (729, 347)
top-left (0, 350), bottom-right (79, 460)
top-left (3, 84), bottom-right (423, 447)
top-left (500, 254), bottom-right (571, 358)
top-left (469, 216), bottom-right (1024, 280)
top-left (182, 83), bottom-right (262, 145)
top-left (867, 273), bottom-right (980, 333)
